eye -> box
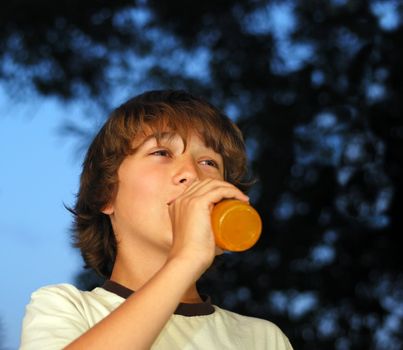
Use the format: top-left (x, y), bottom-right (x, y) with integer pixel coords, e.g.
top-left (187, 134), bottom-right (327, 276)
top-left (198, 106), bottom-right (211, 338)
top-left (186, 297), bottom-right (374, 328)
top-left (150, 149), bottom-right (172, 157)
top-left (200, 159), bottom-right (219, 169)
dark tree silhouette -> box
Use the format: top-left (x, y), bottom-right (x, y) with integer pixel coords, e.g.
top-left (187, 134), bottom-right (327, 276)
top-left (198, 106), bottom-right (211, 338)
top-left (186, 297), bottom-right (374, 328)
top-left (3, 1), bottom-right (402, 349)
top-left (0, 0), bottom-right (148, 99)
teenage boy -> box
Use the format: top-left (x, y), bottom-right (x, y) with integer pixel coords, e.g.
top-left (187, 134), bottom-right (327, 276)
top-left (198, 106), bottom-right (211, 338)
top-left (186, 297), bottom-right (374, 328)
top-left (21, 90), bottom-right (293, 349)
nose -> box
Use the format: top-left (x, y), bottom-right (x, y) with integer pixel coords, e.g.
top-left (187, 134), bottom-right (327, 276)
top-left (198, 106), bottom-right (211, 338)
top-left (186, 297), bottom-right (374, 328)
top-left (172, 158), bottom-right (200, 186)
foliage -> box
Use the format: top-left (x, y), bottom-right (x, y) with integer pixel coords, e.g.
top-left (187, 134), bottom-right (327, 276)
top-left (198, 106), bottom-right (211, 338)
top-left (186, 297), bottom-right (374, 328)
top-left (3, 0), bottom-right (403, 348)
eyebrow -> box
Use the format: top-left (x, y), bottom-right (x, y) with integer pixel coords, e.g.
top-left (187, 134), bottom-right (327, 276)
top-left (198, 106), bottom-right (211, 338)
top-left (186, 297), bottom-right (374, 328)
top-left (134, 131), bottom-right (180, 149)
top-left (134, 131), bottom-right (223, 166)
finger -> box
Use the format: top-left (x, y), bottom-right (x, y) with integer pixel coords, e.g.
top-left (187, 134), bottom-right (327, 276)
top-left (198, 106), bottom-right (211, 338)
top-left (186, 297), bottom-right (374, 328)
top-left (179, 178), bottom-right (214, 198)
top-left (182, 179), bottom-right (239, 198)
top-left (206, 185), bottom-right (249, 204)
top-left (186, 179), bottom-right (249, 203)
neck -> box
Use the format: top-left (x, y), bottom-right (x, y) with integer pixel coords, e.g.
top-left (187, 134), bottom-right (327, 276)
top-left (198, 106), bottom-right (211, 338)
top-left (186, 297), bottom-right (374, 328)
top-left (110, 245), bottom-right (202, 304)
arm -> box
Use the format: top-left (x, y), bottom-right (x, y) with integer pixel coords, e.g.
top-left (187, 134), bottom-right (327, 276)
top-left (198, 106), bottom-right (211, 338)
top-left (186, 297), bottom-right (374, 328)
top-left (22, 179), bottom-right (247, 350)
top-left (20, 257), bottom-right (205, 350)
top-left (65, 256), bottom-right (204, 350)
top-left (67, 179), bottom-right (248, 350)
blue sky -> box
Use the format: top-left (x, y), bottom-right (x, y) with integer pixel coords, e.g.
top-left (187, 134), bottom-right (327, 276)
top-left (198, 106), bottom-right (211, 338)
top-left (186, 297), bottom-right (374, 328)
top-left (0, 88), bottom-right (84, 349)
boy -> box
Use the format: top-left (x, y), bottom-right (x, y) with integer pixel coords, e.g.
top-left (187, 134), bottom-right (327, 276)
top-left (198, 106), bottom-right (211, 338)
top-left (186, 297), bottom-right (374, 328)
top-left (20, 90), bottom-right (293, 349)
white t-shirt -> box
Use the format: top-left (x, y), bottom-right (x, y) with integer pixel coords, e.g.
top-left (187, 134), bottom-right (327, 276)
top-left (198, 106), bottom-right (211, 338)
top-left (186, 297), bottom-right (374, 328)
top-left (20, 281), bottom-right (293, 349)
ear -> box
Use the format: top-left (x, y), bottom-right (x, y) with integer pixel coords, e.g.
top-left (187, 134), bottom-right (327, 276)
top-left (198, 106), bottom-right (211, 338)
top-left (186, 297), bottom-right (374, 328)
top-left (101, 203), bottom-right (114, 215)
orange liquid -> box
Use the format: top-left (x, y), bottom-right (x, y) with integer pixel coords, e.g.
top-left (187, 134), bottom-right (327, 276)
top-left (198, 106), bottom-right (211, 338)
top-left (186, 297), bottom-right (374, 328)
top-left (211, 200), bottom-right (262, 251)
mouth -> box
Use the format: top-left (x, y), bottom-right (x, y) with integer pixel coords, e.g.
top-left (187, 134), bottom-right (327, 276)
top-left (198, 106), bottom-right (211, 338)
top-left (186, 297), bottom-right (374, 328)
top-left (167, 192), bottom-right (184, 206)
top-left (167, 195), bottom-right (182, 205)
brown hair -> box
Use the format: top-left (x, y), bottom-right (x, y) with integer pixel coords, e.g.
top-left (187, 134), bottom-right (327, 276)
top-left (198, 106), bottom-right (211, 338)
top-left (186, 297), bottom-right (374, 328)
top-left (71, 90), bottom-right (249, 277)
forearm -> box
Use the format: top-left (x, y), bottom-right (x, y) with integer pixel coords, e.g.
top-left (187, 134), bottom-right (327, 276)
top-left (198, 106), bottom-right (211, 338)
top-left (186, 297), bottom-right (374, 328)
top-left (65, 257), bottom-right (202, 350)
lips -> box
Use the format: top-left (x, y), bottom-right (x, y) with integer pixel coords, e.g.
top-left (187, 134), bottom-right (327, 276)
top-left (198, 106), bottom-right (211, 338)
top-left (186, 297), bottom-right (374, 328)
top-left (167, 195), bottom-right (181, 206)
top-left (167, 191), bottom-right (185, 206)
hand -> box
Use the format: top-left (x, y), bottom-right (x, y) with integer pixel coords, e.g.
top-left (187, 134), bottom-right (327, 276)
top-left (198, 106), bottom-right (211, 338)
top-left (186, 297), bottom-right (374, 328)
top-left (167, 179), bottom-right (249, 275)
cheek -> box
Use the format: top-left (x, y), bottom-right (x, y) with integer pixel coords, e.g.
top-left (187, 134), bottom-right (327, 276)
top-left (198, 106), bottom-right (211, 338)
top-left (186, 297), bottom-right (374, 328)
top-left (201, 168), bottom-right (224, 181)
top-left (121, 166), bottom-right (168, 207)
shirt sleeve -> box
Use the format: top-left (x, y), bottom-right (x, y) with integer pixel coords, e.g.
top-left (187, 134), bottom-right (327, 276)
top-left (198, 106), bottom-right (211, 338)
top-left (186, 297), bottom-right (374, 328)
top-left (20, 284), bottom-right (90, 350)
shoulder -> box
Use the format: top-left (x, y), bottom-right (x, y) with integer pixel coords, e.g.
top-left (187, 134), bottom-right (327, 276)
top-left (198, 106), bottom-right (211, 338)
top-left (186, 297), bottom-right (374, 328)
top-left (27, 283), bottom-right (93, 310)
top-left (21, 284), bottom-right (90, 349)
top-left (30, 283), bottom-right (84, 299)
top-left (27, 283), bottom-right (82, 307)
top-left (23, 283), bottom-right (121, 327)
top-left (21, 283), bottom-right (121, 349)
top-left (27, 283), bottom-right (121, 312)
top-left (213, 306), bottom-right (293, 349)
top-left (213, 305), bottom-right (282, 331)
top-left (23, 284), bottom-right (91, 324)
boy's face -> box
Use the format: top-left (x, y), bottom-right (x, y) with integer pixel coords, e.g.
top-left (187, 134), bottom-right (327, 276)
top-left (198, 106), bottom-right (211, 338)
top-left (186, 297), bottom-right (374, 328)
top-left (103, 131), bottom-right (225, 253)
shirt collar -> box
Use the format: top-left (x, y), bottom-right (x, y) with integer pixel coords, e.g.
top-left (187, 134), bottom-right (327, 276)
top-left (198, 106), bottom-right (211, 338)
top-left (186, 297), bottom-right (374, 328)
top-left (102, 280), bottom-right (215, 317)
